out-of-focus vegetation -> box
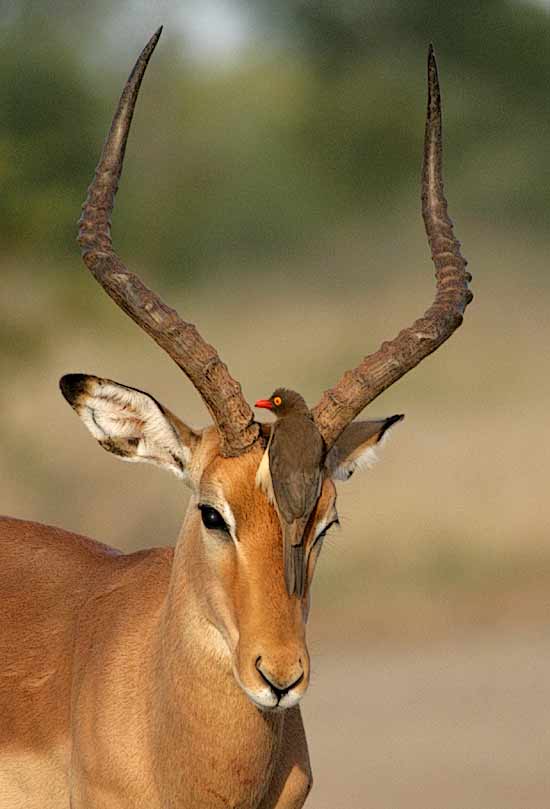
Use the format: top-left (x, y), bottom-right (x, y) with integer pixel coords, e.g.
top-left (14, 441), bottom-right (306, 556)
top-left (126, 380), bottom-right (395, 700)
top-left (2, 0), bottom-right (550, 638)
top-left (3, 0), bottom-right (550, 276)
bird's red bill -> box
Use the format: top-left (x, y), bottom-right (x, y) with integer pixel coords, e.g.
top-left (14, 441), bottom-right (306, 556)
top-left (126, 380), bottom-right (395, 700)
top-left (255, 399), bottom-right (273, 410)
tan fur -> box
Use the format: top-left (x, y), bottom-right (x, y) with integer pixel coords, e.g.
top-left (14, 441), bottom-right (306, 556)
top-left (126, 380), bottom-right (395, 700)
top-left (1, 369), bottom-right (396, 808)
top-left (0, 425), bottom-right (335, 808)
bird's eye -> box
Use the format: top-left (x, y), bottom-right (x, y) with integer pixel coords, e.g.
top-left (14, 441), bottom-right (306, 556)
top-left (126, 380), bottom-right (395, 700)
top-left (273, 396), bottom-right (282, 406)
top-left (199, 505), bottom-right (229, 534)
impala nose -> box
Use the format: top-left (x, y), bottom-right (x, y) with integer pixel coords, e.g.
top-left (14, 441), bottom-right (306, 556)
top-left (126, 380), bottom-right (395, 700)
top-left (255, 656), bottom-right (304, 702)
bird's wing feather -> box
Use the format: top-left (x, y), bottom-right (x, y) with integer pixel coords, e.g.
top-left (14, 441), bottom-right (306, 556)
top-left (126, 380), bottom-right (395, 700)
top-left (283, 521), bottom-right (307, 595)
top-left (269, 417), bottom-right (324, 521)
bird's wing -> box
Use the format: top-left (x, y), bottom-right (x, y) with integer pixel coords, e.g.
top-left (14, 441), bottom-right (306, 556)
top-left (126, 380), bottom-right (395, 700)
top-left (283, 521), bottom-right (307, 596)
top-left (269, 417), bottom-right (324, 522)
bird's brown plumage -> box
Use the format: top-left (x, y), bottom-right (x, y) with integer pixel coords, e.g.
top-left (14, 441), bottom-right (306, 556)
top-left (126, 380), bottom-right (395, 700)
top-left (255, 389), bottom-right (325, 596)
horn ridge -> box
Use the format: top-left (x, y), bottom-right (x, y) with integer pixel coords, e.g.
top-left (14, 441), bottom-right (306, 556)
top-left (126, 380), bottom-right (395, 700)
top-left (312, 46), bottom-right (472, 449)
top-left (77, 29), bottom-right (260, 457)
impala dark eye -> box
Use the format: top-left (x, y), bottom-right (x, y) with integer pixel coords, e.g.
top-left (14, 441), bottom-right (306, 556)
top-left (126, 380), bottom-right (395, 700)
top-left (199, 505), bottom-right (229, 534)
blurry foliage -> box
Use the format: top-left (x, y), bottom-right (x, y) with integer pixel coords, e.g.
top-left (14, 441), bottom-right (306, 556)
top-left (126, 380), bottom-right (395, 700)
top-left (2, 0), bottom-right (550, 280)
top-left (3, 1), bottom-right (550, 616)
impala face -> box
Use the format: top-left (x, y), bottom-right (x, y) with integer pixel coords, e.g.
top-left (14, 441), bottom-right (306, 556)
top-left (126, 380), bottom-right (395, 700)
top-left (60, 374), bottom-right (397, 711)
top-left (57, 28), bottom-right (471, 724)
top-left (189, 443), bottom-right (339, 710)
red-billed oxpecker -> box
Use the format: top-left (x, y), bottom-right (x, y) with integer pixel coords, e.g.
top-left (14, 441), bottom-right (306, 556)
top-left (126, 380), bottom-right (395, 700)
top-left (255, 388), bottom-right (325, 597)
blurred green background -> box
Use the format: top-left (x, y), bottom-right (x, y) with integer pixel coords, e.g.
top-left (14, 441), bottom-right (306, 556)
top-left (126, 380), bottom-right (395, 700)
top-left (3, 1), bottom-right (550, 806)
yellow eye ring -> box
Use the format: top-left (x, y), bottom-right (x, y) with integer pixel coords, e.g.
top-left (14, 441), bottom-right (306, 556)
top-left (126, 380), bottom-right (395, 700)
top-left (273, 396), bottom-right (282, 406)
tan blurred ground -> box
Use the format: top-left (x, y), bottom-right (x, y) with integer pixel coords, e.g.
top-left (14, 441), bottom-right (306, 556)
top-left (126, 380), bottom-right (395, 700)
top-left (304, 624), bottom-right (550, 808)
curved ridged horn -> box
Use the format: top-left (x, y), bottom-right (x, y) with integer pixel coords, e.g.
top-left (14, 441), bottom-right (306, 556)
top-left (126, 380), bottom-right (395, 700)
top-left (312, 45), bottom-right (473, 448)
top-left (78, 29), bottom-right (260, 457)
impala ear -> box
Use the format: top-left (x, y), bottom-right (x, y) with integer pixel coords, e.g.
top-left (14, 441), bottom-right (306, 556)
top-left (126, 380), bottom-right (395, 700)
top-left (325, 415), bottom-right (404, 481)
top-left (59, 374), bottom-right (199, 482)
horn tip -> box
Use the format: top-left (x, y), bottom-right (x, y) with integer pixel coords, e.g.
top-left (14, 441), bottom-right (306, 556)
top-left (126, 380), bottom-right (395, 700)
top-left (136, 25), bottom-right (164, 67)
top-left (427, 44), bottom-right (439, 85)
top-left (425, 44), bottom-right (441, 132)
top-left (142, 26), bottom-right (163, 59)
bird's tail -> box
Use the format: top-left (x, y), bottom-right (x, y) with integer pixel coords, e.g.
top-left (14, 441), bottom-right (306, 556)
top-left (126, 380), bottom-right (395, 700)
top-left (283, 520), bottom-right (307, 598)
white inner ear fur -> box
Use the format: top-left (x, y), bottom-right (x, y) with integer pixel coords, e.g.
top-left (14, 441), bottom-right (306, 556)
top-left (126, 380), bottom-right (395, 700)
top-left (78, 380), bottom-right (191, 481)
top-left (334, 441), bottom-right (381, 481)
top-left (329, 423), bottom-right (397, 482)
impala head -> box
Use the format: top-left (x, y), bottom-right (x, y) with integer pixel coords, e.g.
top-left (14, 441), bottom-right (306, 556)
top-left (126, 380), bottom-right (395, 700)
top-left (61, 30), bottom-right (471, 710)
top-left (60, 373), bottom-right (397, 709)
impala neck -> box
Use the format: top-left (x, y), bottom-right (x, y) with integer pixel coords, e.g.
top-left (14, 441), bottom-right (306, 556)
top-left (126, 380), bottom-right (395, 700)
top-left (147, 514), bottom-right (283, 804)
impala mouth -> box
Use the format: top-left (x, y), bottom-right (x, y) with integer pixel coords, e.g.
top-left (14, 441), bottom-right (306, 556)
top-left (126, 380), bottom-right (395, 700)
top-left (232, 657), bottom-right (308, 711)
top-left (239, 682), bottom-right (305, 712)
